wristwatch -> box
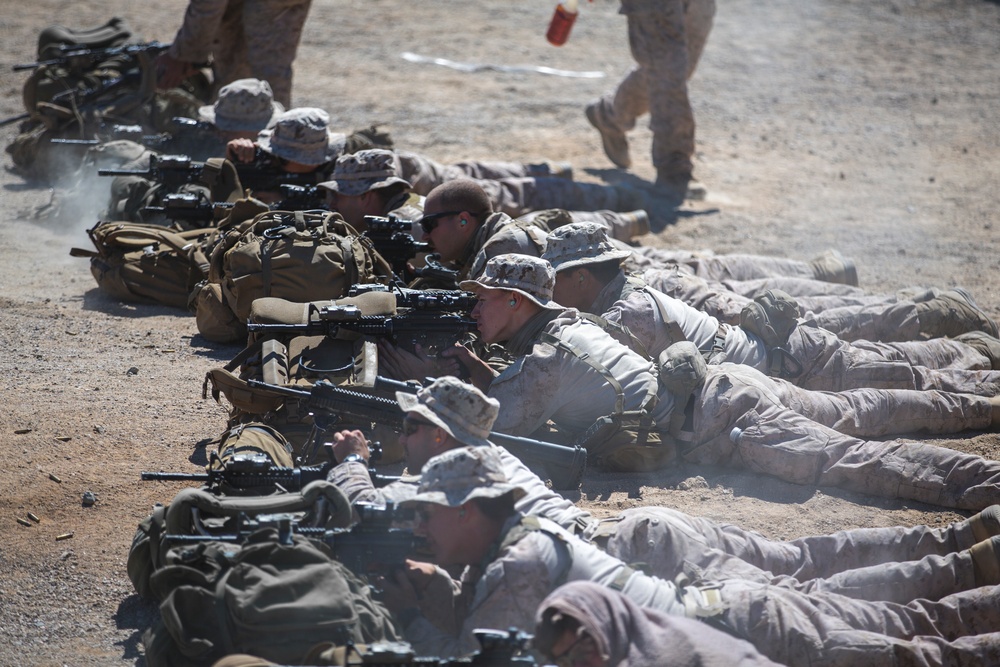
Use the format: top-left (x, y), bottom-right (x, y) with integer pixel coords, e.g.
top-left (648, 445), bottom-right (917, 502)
top-left (340, 453), bottom-right (368, 466)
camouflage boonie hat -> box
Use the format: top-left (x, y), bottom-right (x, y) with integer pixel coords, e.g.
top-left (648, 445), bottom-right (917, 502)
top-left (396, 376), bottom-right (499, 449)
top-left (198, 78), bottom-right (284, 132)
top-left (459, 254), bottom-right (563, 310)
top-left (542, 222), bottom-right (632, 272)
top-left (403, 446), bottom-right (526, 508)
top-left (318, 149), bottom-right (411, 197)
top-left (257, 108), bottom-right (346, 166)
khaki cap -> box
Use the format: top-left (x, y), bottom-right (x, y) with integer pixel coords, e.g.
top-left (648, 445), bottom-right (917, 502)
top-left (403, 446), bottom-right (526, 508)
top-left (257, 108), bottom-right (346, 166)
top-left (542, 222), bottom-right (631, 272)
top-left (396, 376), bottom-right (499, 449)
top-left (198, 78), bottom-right (284, 132)
top-left (319, 149), bottom-right (411, 196)
top-left (459, 254), bottom-right (563, 311)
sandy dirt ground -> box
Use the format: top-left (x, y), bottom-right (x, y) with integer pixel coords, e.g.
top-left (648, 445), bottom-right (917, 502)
top-left (1, 0), bottom-right (999, 664)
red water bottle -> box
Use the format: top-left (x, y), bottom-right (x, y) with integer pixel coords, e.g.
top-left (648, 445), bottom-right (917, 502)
top-left (546, 0), bottom-right (579, 47)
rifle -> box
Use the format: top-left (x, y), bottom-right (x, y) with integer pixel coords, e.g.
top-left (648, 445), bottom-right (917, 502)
top-left (142, 446), bottom-right (400, 494)
top-left (12, 40), bottom-right (170, 72)
top-left (0, 112), bottom-right (31, 128)
top-left (164, 502), bottom-right (419, 576)
top-left (247, 303), bottom-right (479, 358)
top-left (139, 191), bottom-right (233, 225)
top-left (348, 283), bottom-right (478, 313)
top-left (274, 183), bottom-right (329, 212)
top-left (361, 214), bottom-right (429, 282)
top-left (98, 153), bottom-right (205, 191)
top-left (99, 152), bottom-right (325, 194)
top-left (245, 378), bottom-right (587, 489)
top-left (140, 182), bottom-right (328, 225)
top-left (411, 252), bottom-right (462, 290)
top-left (49, 122), bottom-right (171, 148)
top-left (335, 629), bottom-right (537, 665)
top-left (236, 147), bottom-right (327, 192)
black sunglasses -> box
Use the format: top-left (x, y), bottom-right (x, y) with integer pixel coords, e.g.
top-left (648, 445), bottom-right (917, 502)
top-left (418, 210), bottom-right (464, 234)
top-left (402, 415), bottom-right (437, 436)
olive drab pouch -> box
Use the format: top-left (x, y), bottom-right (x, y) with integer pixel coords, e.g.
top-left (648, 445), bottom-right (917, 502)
top-left (656, 341), bottom-right (708, 448)
top-left (70, 220), bottom-right (215, 309)
top-left (739, 289), bottom-right (801, 349)
top-left (739, 289), bottom-right (805, 379)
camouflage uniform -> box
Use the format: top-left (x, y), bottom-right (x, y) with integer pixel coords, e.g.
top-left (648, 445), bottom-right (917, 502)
top-left (588, 0), bottom-right (715, 179)
top-left (630, 245), bottom-right (858, 285)
top-left (639, 263), bottom-right (997, 343)
top-left (326, 375), bottom-right (1000, 606)
top-left (167, 0), bottom-right (312, 106)
top-left (457, 212), bottom-right (548, 281)
top-left (395, 151), bottom-right (563, 195)
top-left (401, 447), bottom-right (1000, 666)
top-left (461, 255), bottom-right (1000, 509)
top-left (332, 444), bottom-right (1000, 607)
top-left (545, 225), bottom-right (1000, 394)
top-left (532, 582), bottom-right (782, 667)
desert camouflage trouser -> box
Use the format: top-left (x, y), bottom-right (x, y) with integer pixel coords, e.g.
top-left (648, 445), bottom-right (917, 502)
top-left (640, 265), bottom-right (942, 343)
top-left (604, 506), bottom-right (983, 604)
top-left (714, 578), bottom-right (1000, 667)
top-left (683, 364), bottom-right (1000, 510)
top-left (710, 325), bottom-right (1000, 396)
top-left (214, 0), bottom-right (312, 106)
top-left (395, 150), bottom-right (535, 196)
top-left (600, 0), bottom-right (715, 175)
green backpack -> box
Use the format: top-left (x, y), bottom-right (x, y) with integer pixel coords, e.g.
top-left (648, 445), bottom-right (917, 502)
top-left (143, 528), bottom-right (400, 667)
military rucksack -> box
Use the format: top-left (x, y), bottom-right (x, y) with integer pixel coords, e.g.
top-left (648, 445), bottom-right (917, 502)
top-left (70, 220), bottom-right (215, 309)
top-left (142, 527), bottom-right (400, 667)
top-left (127, 475), bottom-right (353, 602)
top-left (192, 210), bottom-right (394, 343)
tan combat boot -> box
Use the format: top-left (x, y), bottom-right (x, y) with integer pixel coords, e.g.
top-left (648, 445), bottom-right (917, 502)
top-left (916, 288), bottom-right (1000, 338)
top-left (809, 250), bottom-right (859, 286)
top-left (618, 210), bottom-right (650, 239)
top-left (955, 331), bottom-right (1000, 369)
top-left (527, 161), bottom-right (574, 180)
top-left (967, 505), bottom-right (1000, 543)
top-left (585, 100), bottom-right (631, 169)
top-left (970, 535), bottom-right (1000, 585)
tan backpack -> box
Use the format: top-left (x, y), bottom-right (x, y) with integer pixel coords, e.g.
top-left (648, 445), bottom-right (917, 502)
top-left (70, 221), bottom-right (215, 309)
top-left (192, 210), bottom-right (394, 343)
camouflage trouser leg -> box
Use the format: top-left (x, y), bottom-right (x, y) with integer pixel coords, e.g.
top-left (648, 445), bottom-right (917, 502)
top-left (212, 0), bottom-right (252, 100)
top-left (603, 0), bottom-right (714, 175)
top-left (475, 177), bottom-right (630, 218)
top-left (807, 301), bottom-right (923, 342)
top-left (640, 266), bottom-right (751, 324)
top-left (852, 338), bottom-right (992, 371)
top-left (784, 326), bottom-right (1000, 395)
top-left (395, 150), bottom-right (534, 196)
top-left (715, 579), bottom-right (1000, 667)
top-left (722, 276), bottom-right (869, 299)
top-left (518, 209), bottom-right (642, 243)
top-left (687, 368), bottom-right (1000, 510)
top-left (684, 253), bottom-right (816, 282)
top-left (605, 507), bottom-right (980, 604)
top-left (767, 373), bottom-right (993, 437)
top-left (228, 0), bottom-right (312, 107)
